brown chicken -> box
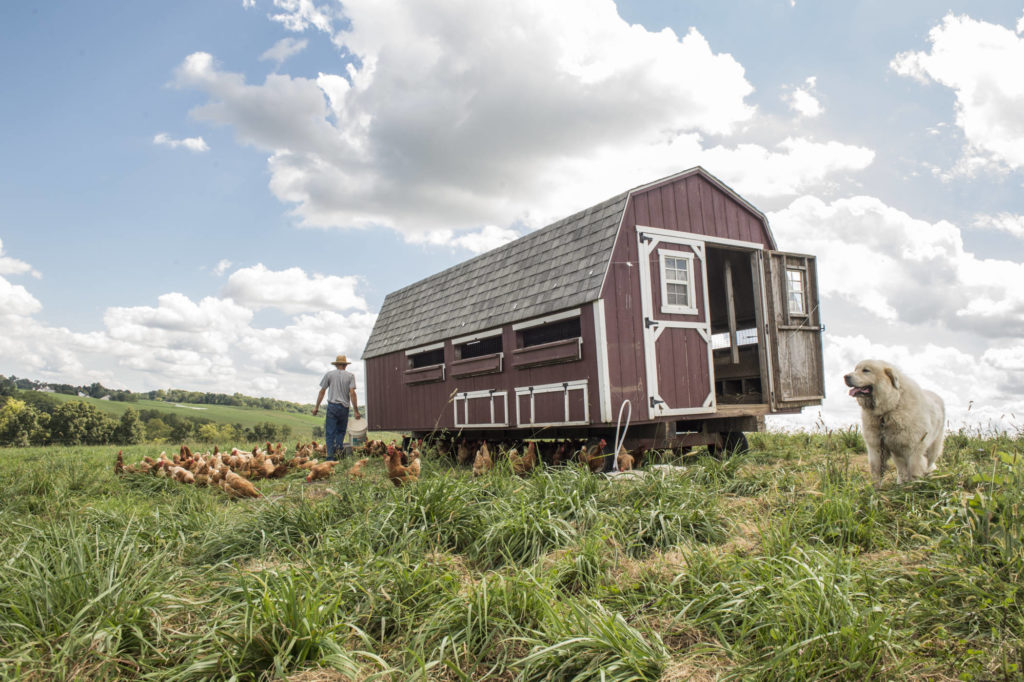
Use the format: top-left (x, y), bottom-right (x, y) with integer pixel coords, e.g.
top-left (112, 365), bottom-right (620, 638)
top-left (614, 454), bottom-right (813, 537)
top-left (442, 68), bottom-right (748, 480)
top-left (616, 446), bottom-right (634, 472)
top-left (579, 438), bottom-right (608, 473)
top-left (408, 447), bottom-right (422, 477)
top-left (509, 441), bottom-right (537, 475)
top-left (347, 458), bottom-right (369, 479)
top-left (472, 441), bottom-right (493, 477)
top-left (114, 450), bottom-right (125, 476)
top-left (385, 444), bottom-right (417, 486)
top-left (456, 440), bottom-right (474, 466)
top-left (222, 470), bottom-right (261, 498)
top-left (168, 465), bottom-right (196, 484)
top-left (306, 460), bottom-right (338, 483)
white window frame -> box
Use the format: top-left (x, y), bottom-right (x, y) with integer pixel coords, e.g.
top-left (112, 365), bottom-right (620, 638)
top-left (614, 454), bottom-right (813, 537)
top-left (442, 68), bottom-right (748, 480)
top-left (453, 389), bottom-right (509, 428)
top-left (786, 267), bottom-right (807, 317)
top-left (514, 380), bottom-right (590, 427)
top-left (658, 249), bottom-right (697, 316)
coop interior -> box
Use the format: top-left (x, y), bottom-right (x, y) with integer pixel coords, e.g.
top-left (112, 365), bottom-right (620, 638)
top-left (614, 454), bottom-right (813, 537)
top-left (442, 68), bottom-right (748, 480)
top-left (706, 247), bottom-right (764, 404)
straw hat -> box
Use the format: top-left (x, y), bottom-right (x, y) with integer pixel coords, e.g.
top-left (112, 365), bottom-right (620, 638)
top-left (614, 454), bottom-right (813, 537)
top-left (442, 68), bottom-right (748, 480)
top-left (331, 354), bottom-right (350, 366)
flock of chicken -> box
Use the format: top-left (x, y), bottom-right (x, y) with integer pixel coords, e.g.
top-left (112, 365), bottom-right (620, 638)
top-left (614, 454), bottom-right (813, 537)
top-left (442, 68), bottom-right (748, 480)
top-left (114, 441), bottom-right (344, 498)
top-left (114, 436), bottom-right (640, 498)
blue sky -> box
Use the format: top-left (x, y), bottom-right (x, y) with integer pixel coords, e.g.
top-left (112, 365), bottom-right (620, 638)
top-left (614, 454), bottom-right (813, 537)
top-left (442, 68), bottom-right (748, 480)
top-left (2, 0), bottom-right (1024, 429)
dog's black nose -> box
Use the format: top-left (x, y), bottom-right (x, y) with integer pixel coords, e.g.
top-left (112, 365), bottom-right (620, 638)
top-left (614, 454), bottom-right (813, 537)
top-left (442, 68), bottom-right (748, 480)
top-left (843, 374), bottom-right (853, 386)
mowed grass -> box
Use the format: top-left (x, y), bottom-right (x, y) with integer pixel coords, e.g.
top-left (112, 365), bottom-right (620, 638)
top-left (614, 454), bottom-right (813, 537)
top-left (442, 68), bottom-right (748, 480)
top-left (45, 393), bottom-right (322, 440)
top-left (0, 429), bottom-right (1022, 680)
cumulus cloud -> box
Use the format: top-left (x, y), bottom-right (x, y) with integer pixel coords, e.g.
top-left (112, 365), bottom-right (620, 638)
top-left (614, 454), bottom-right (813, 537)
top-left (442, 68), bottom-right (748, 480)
top-left (770, 195), bottom-right (1024, 337)
top-left (772, 333), bottom-right (1024, 431)
top-left (0, 243), bottom-right (377, 403)
top-left (784, 76), bottom-right (823, 118)
top-left (259, 37), bottom-right (308, 65)
top-left (973, 212), bottom-right (1024, 239)
top-left (221, 263), bottom-right (368, 314)
top-left (153, 132), bottom-right (210, 152)
top-left (269, 0), bottom-right (335, 33)
top-left (891, 13), bottom-right (1024, 174)
top-left (214, 259), bottom-right (233, 276)
top-left (0, 237), bottom-right (40, 278)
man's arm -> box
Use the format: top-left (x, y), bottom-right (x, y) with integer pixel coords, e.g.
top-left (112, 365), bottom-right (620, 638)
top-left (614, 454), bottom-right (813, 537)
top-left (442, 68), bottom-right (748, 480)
top-left (312, 387), bottom-right (326, 416)
top-left (350, 387), bottom-right (360, 420)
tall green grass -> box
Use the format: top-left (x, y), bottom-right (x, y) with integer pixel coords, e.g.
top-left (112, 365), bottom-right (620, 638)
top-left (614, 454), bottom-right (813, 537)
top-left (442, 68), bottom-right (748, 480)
top-left (0, 432), bottom-right (1021, 679)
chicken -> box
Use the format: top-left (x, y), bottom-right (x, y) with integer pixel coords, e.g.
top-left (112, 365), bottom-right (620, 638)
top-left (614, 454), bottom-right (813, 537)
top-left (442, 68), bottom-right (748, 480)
top-left (456, 440), bottom-right (474, 466)
top-left (385, 444), bottom-right (417, 486)
top-left (347, 458), bottom-right (369, 480)
top-left (616, 446), bottom-right (634, 472)
top-left (168, 465), bottom-right (196, 484)
top-left (579, 438), bottom-right (608, 473)
top-left (223, 470), bottom-right (261, 498)
top-left (408, 448), bottom-right (421, 478)
top-left (472, 441), bottom-right (493, 477)
top-left (114, 450), bottom-right (125, 476)
top-left (551, 441), bottom-right (570, 467)
top-left (306, 460), bottom-right (338, 483)
top-left (509, 441), bottom-right (537, 475)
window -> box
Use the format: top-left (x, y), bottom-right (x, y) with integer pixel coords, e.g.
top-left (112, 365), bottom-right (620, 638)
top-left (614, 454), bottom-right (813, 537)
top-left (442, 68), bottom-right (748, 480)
top-left (519, 317), bottom-right (581, 348)
top-left (786, 268), bottom-right (806, 316)
top-left (456, 335), bottom-right (502, 360)
top-left (659, 250), bottom-right (696, 315)
top-left (407, 346), bottom-right (444, 369)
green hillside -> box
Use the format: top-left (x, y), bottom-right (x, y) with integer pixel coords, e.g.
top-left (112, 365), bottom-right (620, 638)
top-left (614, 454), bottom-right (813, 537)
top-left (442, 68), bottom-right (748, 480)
top-left (45, 393), bottom-right (323, 441)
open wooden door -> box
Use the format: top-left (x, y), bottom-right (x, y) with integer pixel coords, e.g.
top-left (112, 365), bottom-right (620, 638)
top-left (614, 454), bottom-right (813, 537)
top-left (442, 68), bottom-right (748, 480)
top-left (764, 251), bottom-right (825, 409)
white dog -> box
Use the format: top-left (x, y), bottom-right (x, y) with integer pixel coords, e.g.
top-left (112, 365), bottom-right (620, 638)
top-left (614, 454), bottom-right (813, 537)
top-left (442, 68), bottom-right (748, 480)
top-left (844, 359), bottom-right (945, 484)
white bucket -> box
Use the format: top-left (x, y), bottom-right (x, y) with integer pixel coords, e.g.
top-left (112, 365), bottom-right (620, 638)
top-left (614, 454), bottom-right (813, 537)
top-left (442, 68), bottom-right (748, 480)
top-left (347, 416), bottom-right (368, 442)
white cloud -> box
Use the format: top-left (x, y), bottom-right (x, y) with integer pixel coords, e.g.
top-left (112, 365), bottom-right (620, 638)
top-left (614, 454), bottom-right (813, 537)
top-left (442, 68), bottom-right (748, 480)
top-left (784, 76), bottom-right (823, 118)
top-left (410, 225), bottom-right (521, 255)
top-left (269, 0), bottom-right (334, 33)
top-left (214, 259), bottom-right (233, 276)
top-left (773, 334), bottom-right (1024, 432)
top-left (891, 13), bottom-right (1024, 174)
top-left (259, 37), bottom-right (308, 65)
top-left (173, 0), bottom-right (766, 238)
top-left (221, 263), bottom-right (368, 314)
top-left (0, 277), bottom-right (42, 317)
top-left (770, 195), bottom-right (1024, 337)
top-left (153, 132), bottom-right (210, 152)
top-left (973, 212), bottom-right (1024, 239)
top-left (0, 237), bottom-right (40, 278)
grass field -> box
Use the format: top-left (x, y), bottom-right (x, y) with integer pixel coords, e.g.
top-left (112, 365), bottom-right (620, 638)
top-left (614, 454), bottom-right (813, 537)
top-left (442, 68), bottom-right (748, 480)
top-left (45, 393), bottom-right (323, 441)
top-left (0, 429), bottom-right (1021, 680)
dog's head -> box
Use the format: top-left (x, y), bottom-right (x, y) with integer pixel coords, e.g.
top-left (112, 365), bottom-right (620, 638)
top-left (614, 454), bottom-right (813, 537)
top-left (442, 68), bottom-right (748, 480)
top-left (844, 359), bottom-right (901, 412)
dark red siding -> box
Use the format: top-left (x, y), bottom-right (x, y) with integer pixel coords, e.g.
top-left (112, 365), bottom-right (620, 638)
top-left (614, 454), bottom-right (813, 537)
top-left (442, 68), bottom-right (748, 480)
top-left (598, 173), bottom-right (774, 422)
top-left (367, 306), bottom-right (601, 432)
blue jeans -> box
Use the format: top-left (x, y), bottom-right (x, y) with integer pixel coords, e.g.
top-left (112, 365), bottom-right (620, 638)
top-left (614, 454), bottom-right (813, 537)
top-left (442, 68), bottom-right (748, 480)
top-left (324, 403), bottom-right (349, 460)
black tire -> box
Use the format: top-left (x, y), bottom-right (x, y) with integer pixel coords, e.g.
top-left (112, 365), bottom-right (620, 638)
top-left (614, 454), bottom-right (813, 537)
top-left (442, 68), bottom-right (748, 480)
top-left (710, 431), bottom-right (749, 458)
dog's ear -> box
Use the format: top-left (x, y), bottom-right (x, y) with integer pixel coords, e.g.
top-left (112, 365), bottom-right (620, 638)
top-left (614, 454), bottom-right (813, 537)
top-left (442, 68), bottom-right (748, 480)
top-left (884, 367), bottom-right (900, 389)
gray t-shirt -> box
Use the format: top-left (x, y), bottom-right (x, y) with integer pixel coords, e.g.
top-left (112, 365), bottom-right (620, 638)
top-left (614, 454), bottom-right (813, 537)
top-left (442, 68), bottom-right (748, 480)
top-left (320, 369), bottom-right (356, 407)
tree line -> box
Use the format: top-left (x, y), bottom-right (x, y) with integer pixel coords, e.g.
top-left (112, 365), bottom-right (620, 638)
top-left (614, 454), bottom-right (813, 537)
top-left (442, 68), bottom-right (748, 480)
top-left (0, 377), bottom-right (298, 447)
top-left (1, 375), bottom-right (312, 414)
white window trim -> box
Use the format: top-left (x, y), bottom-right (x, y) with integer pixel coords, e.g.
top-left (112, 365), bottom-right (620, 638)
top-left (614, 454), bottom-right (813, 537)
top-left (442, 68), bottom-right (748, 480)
top-left (405, 341), bottom-right (444, 356)
top-left (658, 249), bottom-right (697, 316)
top-left (451, 327), bottom-right (503, 346)
top-left (453, 389), bottom-right (509, 427)
top-left (514, 380), bottom-right (590, 427)
top-left (512, 308), bottom-right (581, 331)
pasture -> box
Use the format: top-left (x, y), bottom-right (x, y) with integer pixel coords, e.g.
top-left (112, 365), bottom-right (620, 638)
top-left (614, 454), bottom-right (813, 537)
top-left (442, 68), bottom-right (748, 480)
top-left (44, 393), bottom-right (323, 441)
top-left (0, 430), bottom-right (1021, 680)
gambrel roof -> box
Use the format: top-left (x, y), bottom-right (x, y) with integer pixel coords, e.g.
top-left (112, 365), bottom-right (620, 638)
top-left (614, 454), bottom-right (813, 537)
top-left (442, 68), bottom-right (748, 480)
top-left (361, 167), bottom-right (772, 359)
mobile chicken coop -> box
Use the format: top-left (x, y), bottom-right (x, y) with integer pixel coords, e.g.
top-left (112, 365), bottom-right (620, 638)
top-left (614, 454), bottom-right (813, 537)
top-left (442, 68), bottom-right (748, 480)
top-left (362, 167), bottom-right (824, 452)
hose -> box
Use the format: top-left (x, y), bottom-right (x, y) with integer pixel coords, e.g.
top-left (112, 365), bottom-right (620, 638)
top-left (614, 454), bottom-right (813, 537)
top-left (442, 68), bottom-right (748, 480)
top-left (611, 400), bottom-right (632, 471)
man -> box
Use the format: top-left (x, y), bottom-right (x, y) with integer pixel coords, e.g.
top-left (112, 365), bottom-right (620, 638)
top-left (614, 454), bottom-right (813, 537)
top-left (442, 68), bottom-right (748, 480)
top-left (312, 354), bottom-right (361, 460)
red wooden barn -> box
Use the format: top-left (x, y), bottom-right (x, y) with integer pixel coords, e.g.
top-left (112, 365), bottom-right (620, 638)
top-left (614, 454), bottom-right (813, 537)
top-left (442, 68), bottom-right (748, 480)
top-left (362, 167), bottom-right (824, 451)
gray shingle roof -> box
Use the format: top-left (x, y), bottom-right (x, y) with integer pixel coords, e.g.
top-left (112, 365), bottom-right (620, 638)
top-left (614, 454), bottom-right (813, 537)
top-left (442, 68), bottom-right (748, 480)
top-left (362, 190), bottom-right (629, 358)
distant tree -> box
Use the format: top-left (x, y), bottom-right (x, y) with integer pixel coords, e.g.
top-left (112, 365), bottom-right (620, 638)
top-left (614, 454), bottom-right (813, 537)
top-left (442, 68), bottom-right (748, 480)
top-left (0, 376), bottom-right (16, 398)
top-left (0, 399), bottom-right (50, 446)
top-left (198, 422), bottom-right (238, 444)
top-left (49, 401), bottom-right (117, 445)
top-left (312, 425), bottom-right (324, 439)
top-left (145, 417), bottom-right (171, 441)
top-left (169, 419), bottom-right (198, 443)
top-left (113, 408), bottom-right (145, 445)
